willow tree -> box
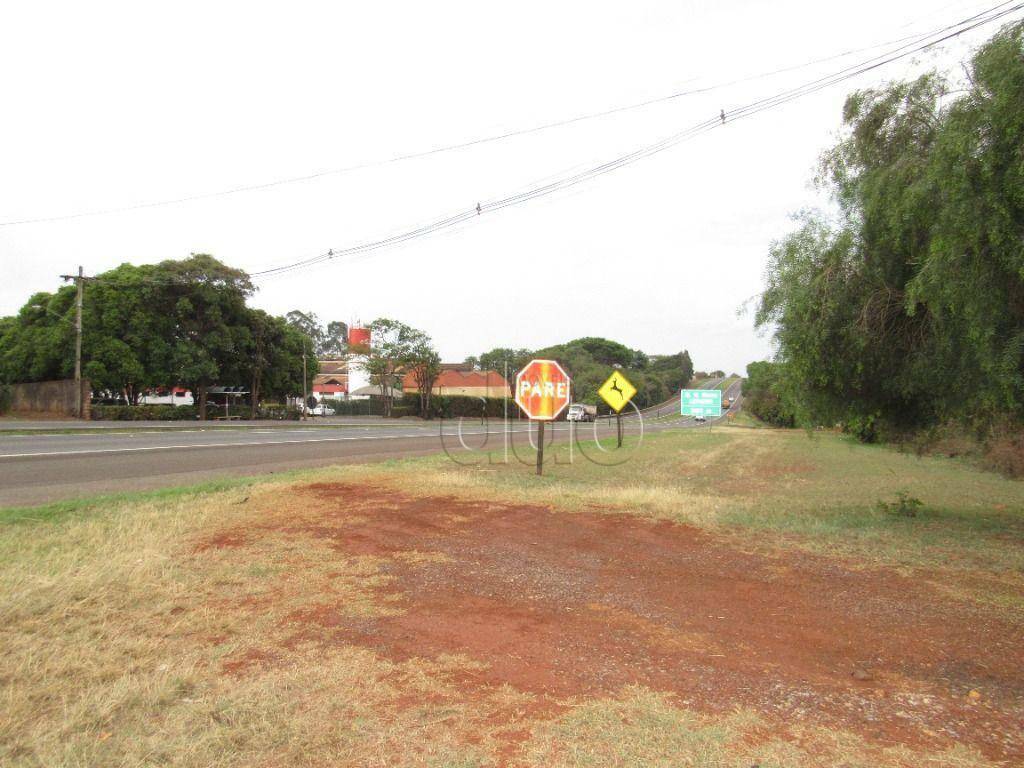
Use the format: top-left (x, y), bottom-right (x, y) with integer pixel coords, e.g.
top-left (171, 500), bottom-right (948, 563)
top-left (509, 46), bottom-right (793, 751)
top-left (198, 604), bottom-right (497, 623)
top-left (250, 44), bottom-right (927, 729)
top-left (757, 21), bottom-right (1024, 438)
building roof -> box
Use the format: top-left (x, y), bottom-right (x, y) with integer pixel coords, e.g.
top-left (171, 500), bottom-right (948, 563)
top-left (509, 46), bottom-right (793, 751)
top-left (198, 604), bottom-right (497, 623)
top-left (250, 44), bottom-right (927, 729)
top-left (317, 359), bottom-right (348, 375)
top-left (402, 369), bottom-right (510, 390)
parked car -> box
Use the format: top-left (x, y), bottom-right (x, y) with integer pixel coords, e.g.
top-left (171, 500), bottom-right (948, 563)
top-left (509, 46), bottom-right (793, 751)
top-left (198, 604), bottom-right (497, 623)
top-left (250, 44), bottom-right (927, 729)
top-left (306, 404), bottom-right (335, 416)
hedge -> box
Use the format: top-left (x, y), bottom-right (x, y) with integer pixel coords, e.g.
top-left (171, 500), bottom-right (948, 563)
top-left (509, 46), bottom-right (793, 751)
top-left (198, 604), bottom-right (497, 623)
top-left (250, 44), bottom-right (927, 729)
top-left (259, 404), bottom-right (302, 420)
top-left (319, 397), bottom-right (387, 416)
top-left (92, 404), bottom-right (198, 421)
top-left (90, 404), bottom-right (302, 421)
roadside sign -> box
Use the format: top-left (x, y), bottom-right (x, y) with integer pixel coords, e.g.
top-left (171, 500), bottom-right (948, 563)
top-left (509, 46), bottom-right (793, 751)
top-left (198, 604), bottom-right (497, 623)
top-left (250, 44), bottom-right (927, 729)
top-left (680, 389), bottom-right (722, 418)
top-left (598, 370), bottom-right (637, 413)
top-left (515, 359), bottom-right (571, 421)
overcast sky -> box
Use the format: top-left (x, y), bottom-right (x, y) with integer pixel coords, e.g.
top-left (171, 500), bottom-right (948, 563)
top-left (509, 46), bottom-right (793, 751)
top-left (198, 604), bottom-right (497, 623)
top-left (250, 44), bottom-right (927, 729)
top-left (0, 1), bottom-right (1012, 375)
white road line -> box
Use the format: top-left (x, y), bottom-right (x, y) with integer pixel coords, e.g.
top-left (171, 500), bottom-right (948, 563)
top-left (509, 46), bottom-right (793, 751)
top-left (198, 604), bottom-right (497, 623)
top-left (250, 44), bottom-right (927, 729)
top-left (0, 419), bottom-right (658, 460)
top-left (0, 426), bottom-right (554, 459)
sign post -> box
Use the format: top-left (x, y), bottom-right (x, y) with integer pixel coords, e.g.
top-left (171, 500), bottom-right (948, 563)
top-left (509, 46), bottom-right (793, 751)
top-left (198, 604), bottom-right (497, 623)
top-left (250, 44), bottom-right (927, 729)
top-left (598, 370), bottom-right (637, 448)
top-left (515, 359), bottom-right (572, 475)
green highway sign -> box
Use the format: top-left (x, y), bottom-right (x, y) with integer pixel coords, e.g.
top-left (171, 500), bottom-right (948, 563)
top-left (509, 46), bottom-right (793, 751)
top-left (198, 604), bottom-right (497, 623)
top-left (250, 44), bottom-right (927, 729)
top-left (680, 389), bottom-right (722, 418)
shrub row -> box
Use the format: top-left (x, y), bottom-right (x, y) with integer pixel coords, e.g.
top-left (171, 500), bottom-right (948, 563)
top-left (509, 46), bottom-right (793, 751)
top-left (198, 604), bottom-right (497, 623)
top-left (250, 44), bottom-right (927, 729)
top-left (259, 404), bottom-right (302, 421)
top-left (320, 394), bottom-right (528, 419)
top-left (92, 404), bottom-right (198, 421)
top-left (90, 404), bottom-right (302, 421)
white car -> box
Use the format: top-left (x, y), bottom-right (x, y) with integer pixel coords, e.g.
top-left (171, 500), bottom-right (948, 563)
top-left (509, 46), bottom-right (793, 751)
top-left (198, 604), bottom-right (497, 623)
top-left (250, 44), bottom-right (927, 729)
top-left (306, 404), bottom-right (335, 416)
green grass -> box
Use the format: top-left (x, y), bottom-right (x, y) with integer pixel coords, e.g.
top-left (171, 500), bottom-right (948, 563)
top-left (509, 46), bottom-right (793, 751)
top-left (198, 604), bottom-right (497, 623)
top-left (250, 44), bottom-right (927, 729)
top-left (6, 425), bottom-right (1022, 580)
top-left (0, 476), bottom-right (261, 525)
top-left (373, 426), bottom-right (1024, 590)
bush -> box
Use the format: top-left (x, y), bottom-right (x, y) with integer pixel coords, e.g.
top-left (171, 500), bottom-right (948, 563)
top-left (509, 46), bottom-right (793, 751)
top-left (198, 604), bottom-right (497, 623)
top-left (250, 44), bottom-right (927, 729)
top-left (258, 404), bottom-right (302, 420)
top-left (842, 413), bottom-right (880, 443)
top-left (877, 491), bottom-right (924, 518)
top-left (91, 404), bottom-right (198, 421)
top-left (321, 397), bottom-right (386, 416)
top-left (389, 405), bottom-right (414, 418)
top-left (426, 394), bottom-right (523, 420)
top-left (743, 361), bottom-right (796, 427)
top-left (982, 427), bottom-right (1024, 478)
top-left (0, 384), bottom-right (11, 415)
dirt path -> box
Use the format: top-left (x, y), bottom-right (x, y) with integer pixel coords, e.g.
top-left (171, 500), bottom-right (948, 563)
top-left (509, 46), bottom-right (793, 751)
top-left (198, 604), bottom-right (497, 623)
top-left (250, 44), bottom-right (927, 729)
top-left (199, 482), bottom-right (1024, 762)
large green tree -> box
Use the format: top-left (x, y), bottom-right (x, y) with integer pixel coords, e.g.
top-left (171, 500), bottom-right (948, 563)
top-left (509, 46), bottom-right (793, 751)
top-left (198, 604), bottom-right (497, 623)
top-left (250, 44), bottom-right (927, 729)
top-left (0, 254), bottom-right (309, 418)
top-left (757, 21), bottom-right (1024, 438)
top-left (285, 311), bottom-right (348, 357)
top-left (156, 255), bottom-right (254, 419)
top-left (364, 318), bottom-right (432, 416)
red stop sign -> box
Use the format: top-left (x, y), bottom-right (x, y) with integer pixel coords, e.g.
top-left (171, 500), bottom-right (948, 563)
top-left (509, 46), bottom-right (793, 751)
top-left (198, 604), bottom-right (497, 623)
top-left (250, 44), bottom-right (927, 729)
top-left (515, 359), bottom-right (571, 420)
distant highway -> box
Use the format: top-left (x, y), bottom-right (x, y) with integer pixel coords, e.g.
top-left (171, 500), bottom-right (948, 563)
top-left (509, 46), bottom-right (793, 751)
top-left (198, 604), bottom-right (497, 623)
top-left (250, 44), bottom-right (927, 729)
top-left (630, 377), bottom-right (742, 422)
top-left (0, 381), bottom-right (741, 507)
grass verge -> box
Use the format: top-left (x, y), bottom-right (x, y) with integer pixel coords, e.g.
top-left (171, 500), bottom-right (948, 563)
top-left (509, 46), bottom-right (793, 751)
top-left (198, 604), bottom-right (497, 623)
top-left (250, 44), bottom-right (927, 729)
top-left (1, 426), bottom-right (1021, 766)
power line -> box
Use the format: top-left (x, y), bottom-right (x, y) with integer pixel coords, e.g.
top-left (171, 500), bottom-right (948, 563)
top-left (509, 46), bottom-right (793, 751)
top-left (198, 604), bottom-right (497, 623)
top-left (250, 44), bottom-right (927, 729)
top-left (245, 1), bottom-right (1022, 282)
top-left (73, 1), bottom-right (1024, 290)
top-left (0, 1), bottom-right (1010, 228)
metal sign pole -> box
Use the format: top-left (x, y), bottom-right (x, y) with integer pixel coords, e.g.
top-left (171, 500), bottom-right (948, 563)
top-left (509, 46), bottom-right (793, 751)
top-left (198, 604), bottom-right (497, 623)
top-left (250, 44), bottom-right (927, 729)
top-left (535, 420), bottom-right (545, 476)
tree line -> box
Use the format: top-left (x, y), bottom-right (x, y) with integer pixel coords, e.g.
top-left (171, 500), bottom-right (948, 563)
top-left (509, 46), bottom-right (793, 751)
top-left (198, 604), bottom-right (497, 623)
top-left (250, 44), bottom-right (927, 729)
top-left (1, 254), bottom-right (696, 419)
top-left (0, 254), bottom-right (344, 419)
top-left (467, 338), bottom-right (695, 409)
top-left (751, 22), bottom-right (1024, 440)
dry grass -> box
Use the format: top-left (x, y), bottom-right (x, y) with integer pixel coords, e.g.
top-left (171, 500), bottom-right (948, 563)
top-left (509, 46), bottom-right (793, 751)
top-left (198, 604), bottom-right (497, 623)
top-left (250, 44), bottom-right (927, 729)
top-left (2, 427), bottom-right (1022, 766)
top-left (522, 688), bottom-right (993, 768)
top-left (0, 480), bottom-right (510, 766)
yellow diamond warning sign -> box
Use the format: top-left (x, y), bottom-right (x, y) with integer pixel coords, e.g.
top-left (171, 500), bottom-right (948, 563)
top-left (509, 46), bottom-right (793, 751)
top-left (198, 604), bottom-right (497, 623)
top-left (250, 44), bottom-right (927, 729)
top-left (598, 370), bottom-right (637, 413)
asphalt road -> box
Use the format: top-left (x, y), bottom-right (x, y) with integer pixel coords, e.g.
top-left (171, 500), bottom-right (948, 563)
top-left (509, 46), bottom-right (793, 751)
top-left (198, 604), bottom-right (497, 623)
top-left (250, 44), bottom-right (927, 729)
top-left (0, 381), bottom-right (742, 508)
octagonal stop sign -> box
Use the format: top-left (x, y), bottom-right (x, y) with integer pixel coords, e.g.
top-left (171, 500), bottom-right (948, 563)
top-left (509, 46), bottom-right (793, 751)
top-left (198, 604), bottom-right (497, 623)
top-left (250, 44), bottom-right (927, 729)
top-left (515, 359), bottom-right (571, 420)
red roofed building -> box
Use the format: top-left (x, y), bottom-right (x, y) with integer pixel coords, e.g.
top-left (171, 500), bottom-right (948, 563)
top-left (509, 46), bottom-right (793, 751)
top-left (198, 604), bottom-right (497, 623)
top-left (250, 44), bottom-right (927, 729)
top-left (312, 359), bottom-right (348, 399)
top-left (402, 368), bottom-right (509, 398)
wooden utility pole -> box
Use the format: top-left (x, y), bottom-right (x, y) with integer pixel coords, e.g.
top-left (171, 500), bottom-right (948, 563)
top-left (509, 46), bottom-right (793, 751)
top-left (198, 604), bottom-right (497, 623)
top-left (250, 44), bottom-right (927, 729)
top-left (74, 266), bottom-right (83, 418)
top-left (301, 341), bottom-right (308, 421)
top-left (59, 267), bottom-right (87, 419)
top-left (503, 360), bottom-right (508, 464)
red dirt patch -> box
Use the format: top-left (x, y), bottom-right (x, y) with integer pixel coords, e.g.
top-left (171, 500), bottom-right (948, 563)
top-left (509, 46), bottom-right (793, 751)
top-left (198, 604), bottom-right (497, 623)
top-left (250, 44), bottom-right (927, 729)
top-left (222, 647), bottom-right (275, 676)
top-left (192, 530), bottom-right (248, 552)
top-left (203, 481), bottom-right (1024, 761)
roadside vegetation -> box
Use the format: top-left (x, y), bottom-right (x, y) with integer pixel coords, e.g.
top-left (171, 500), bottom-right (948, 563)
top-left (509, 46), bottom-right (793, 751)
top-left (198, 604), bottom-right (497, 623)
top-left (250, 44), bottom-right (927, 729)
top-left (3, 426), bottom-right (1022, 767)
top-left (749, 22), bottom-right (1024, 461)
top-left (467, 339), bottom-right (694, 409)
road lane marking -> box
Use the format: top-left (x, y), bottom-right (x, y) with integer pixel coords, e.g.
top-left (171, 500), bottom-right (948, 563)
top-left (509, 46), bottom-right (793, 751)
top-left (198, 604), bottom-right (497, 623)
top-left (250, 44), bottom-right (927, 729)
top-left (0, 419), bottom-right (684, 460)
top-left (0, 426), bottom-right (560, 459)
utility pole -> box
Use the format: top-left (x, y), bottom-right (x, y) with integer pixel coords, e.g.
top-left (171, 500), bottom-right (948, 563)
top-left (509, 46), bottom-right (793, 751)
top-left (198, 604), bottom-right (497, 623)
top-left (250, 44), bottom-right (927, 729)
top-left (301, 340), bottom-right (308, 421)
top-left (503, 360), bottom-right (508, 464)
top-left (74, 266), bottom-right (83, 418)
top-left (60, 266), bottom-right (86, 419)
